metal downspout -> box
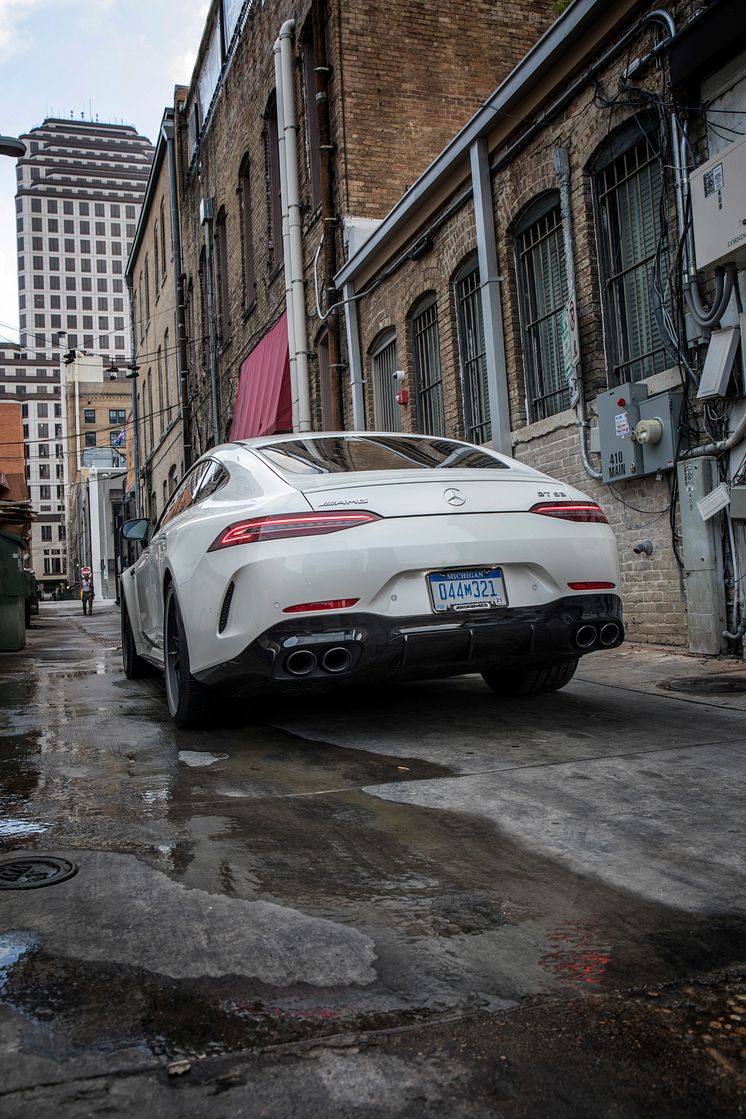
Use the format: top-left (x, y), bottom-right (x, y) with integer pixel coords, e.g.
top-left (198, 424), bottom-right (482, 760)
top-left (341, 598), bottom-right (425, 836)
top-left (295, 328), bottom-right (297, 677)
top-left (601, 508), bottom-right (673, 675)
top-left (311, 0), bottom-right (343, 429)
top-left (273, 34), bottom-right (299, 431)
top-left (162, 114), bottom-right (192, 471)
top-left (554, 147), bottom-right (602, 481)
top-left (125, 275), bottom-right (141, 516)
top-left (200, 200), bottom-right (221, 446)
top-left (278, 19), bottom-right (312, 432)
top-left (343, 281), bottom-right (365, 429)
top-left (469, 138), bottom-right (511, 454)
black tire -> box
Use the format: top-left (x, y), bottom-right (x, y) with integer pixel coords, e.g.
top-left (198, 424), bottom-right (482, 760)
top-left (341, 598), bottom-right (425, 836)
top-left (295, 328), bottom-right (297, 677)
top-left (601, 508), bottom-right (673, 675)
top-left (121, 599), bottom-right (152, 679)
top-left (163, 583), bottom-right (209, 728)
top-left (482, 658), bottom-right (579, 697)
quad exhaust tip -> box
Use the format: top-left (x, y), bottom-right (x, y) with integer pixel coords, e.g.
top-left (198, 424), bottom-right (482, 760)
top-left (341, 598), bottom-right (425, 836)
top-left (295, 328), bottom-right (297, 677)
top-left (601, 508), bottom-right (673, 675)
top-left (574, 624), bottom-right (598, 650)
top-left (599, 622), bottom-right (621, 647)
top-left (285, 649), bottom-right (318, 676)
top-left (321, 646), bottom-right (353, 674)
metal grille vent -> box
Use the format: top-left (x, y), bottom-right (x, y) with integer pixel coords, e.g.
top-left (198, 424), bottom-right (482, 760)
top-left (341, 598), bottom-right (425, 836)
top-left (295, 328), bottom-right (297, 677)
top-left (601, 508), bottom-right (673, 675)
top-left (218, 581), bottom-right (235, 633)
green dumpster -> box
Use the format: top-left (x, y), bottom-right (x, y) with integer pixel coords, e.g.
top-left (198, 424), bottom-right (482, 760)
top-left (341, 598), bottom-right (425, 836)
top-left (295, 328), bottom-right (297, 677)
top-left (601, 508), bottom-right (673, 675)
top-left (0, 530), bottom-right (27, 652)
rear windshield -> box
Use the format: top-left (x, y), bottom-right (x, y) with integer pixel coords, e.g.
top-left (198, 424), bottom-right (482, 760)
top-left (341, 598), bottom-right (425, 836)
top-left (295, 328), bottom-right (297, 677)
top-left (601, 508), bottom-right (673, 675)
top-left (255, 435), bottom-right (509, 475)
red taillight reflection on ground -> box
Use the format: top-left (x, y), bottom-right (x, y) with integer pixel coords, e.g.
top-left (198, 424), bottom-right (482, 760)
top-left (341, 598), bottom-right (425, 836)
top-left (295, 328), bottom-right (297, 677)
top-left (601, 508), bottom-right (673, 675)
top-left (208, 511), bottom-right (381, 551)
top-left (530, 501), bottom-right (608, 524)
top-left (282, 599), bottom-right (359, 614)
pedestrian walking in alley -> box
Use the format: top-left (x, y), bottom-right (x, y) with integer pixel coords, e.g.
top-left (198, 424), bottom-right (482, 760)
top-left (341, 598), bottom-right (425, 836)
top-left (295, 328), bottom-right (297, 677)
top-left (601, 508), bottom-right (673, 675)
top-left (81, 574), bottom-right (94, 616)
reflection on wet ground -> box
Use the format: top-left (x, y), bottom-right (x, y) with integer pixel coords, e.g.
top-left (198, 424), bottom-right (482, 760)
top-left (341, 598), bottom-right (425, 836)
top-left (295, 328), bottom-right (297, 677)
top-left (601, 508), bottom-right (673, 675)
top-left (0, 604), bottom-right (745, 1075)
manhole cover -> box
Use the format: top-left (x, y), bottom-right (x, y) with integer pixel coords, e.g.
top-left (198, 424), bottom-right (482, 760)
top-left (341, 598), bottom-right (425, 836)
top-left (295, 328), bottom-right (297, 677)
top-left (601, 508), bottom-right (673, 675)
top-left (658, 675), bottom-right (746, 696)
top-left (0, 856), bottom-right (78, 890)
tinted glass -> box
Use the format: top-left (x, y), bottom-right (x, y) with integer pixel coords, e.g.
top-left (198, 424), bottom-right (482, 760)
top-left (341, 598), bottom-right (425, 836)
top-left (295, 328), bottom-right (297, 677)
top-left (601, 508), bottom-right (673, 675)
top-left (256, 436), bottom-right (508, 476)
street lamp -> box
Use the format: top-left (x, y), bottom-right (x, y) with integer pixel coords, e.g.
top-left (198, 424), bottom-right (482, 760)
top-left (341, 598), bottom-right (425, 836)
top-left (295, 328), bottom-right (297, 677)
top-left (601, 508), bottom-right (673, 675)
top-left (0, 136), bottom-right (25, 159)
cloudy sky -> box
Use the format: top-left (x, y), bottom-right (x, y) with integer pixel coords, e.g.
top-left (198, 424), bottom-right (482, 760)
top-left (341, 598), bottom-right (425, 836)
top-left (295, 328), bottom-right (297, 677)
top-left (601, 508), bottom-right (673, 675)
top-left (0, 0), bottom-right (209, 343)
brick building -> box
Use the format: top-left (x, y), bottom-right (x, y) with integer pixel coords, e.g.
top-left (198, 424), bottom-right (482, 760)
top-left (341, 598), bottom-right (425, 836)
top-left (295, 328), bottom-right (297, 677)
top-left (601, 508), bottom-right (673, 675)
top-left (168, 0), bottom-right (556, 502)
top-left (0, 400), bottom-right (31, 542)
top-left (126, 105), bottom-right (190, 523)
top-left (335, 0), bottom-right (746, 653)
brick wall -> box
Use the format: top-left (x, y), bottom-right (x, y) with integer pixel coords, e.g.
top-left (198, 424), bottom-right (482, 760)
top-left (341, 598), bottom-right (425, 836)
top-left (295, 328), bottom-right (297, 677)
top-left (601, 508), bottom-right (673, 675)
top-left (349, 0), bottom-right (698, 646)
top-left (173, 0), bottom-right (556, 456)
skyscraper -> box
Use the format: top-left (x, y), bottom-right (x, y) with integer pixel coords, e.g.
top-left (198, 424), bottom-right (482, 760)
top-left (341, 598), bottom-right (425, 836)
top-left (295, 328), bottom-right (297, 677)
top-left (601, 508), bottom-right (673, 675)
top-left (12, 117), bottom-right (153, 591)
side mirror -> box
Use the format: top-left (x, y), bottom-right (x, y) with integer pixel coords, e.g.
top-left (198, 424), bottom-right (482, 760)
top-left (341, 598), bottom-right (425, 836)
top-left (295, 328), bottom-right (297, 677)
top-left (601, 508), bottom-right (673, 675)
top-left (121, 518), bottom-right (150, 545)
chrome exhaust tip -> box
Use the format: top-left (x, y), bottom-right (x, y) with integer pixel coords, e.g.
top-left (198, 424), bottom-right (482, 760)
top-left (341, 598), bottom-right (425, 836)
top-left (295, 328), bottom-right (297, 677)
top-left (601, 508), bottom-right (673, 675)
top-left (574, 624), bottom-right (598, 650)
top-left (285, 649), bottom-right (317, 676)
top-left (321, 646), bottom-right (353, 674)
top-left (599, 622), bottom-right (621, 647)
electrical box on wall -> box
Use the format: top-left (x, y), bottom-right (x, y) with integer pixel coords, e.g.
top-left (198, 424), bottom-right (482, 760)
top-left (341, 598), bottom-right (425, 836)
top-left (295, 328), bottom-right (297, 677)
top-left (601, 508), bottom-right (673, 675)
top-left (636, 390), bottom-right (685, 475)
top-left (595, 382), bottom-right (648, 483)
top-left (689, 134), bottom-right (746, 271)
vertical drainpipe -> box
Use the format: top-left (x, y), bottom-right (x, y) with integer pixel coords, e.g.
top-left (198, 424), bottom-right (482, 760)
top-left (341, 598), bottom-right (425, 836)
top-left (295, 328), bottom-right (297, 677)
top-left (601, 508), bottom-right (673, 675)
top-left (274, 34), bottom-right (300, 431)
top-left (311, 0), bottom-right (343, 429)
top-left (278, 18), bottom-right (312, 431)
top-left (125, 276), bottom-right (142, 516)
top-left (199, 196), bottom-right (221, 447)
top-left (469, 139), bottom-right (511, 454)
top-left (343, 281), bottom-right (365, 429)
top-left (554, 147), bottom-right (602, 481)
top-left (162, 112), bottom-right (192, 471)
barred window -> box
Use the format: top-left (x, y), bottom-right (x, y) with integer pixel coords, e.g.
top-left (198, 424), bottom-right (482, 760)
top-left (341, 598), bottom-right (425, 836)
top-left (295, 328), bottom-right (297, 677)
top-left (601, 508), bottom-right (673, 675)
top-left (594, 122), bottom-right (667, 385)
top-left (454, 262), bottom-right (490, 444)
top-left (410, 295), bottom-right (444, 436)
top-left (370, 331), bottom-right (400, 432)
top-left (515, 194), bottom-right (569, 421)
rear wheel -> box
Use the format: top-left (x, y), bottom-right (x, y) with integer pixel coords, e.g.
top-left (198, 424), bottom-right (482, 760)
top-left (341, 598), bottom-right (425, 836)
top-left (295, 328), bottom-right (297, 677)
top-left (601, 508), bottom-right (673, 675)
top-left (163, 583), bottom-right (209, 728)
top-left (121, 599), bottom-right (151, 679)
top-left (482, 658), bottom-right (579, 697)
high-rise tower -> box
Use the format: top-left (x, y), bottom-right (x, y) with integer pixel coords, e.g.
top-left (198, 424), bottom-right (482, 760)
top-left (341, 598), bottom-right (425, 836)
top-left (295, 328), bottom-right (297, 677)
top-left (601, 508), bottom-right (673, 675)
top-left (11, 117), bottom-right (153, 592)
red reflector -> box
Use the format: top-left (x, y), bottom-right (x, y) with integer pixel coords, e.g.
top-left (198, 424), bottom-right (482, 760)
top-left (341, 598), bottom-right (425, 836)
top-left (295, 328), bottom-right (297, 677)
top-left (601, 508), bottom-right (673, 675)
top-left (283, 598), bottom-right (359, 614)
top-left (208, 511), bottom-right (380, 550)
top-left (567, 581), bottom-right (616, 590)
top-left (530, 501), bottom-right (608, 524)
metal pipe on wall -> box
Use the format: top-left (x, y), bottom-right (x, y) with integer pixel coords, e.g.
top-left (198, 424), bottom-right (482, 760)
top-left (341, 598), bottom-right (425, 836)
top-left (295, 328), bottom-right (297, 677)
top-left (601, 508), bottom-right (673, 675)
top-left (311, 0), bottom-right (343, 429)
top-left (162, 112), bottom-right (192, 471)
top-left (554, 146), bottom-right (602, 481)
top-left (199, 197), bottom-right (221, 447)
top-left (273, 32), bottom-right (300, 431)
top-left (278, 18), bottom-right (312, 432)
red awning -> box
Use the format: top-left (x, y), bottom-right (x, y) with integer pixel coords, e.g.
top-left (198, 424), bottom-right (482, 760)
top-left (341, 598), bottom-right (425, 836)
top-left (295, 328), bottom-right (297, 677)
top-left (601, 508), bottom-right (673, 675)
top-left (230, 313), bottom-right (292, 440)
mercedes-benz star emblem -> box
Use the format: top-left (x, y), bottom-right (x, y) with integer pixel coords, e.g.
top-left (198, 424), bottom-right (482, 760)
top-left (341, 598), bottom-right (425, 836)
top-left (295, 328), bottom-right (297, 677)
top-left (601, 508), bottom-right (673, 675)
top-left (444, 487), bottom-right (466, 507)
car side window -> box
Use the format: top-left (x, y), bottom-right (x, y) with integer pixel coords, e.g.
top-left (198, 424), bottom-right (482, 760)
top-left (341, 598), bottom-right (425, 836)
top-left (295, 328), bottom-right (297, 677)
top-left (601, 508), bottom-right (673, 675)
top-left (196, 461), bottom-right (228, 501)
top-left (158, 462), bottom-right (208, 531)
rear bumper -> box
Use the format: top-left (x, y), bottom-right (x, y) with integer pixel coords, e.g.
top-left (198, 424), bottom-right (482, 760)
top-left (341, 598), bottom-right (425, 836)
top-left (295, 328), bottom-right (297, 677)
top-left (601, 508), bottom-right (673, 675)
top-left (193, 593), bottom-right (623, 692)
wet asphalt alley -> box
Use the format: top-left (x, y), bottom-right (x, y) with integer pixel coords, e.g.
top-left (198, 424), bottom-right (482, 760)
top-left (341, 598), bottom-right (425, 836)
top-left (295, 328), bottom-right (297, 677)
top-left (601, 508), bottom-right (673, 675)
top-left (1, 600), bottom-right (745, 1117)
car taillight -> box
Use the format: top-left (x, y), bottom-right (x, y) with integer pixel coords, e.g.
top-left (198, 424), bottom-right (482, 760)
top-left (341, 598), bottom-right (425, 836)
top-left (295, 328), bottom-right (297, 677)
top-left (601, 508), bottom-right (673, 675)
top-left (529, 501), bottom-right (608, 524)
top-left (567, 581), bottom-right (616, 590)
top-left (208, 510), bottom-right (381, 551)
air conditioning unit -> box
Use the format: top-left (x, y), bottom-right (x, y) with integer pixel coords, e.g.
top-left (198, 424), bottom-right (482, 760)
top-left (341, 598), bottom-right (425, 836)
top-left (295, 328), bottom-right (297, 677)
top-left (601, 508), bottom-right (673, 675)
top-left (689, 134), bottom-right (746, 271)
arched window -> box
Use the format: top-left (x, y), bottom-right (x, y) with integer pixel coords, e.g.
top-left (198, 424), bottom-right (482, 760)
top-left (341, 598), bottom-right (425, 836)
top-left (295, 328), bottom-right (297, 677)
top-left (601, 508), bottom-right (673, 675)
top-left (409, 294), bottom-right (444, 436)
top-left (302, 28), bottom-right (322, 209)
top-left (453, 258), bottom-right (489, 444)
top-left (369, 329), bottom-right (400, 432)
top-left (515, 192), bottom-right (569, 421)
top-left (592, 118), bottom-right (667, 385)
top-left (214, 206), bottom-right (230, 342)
top-left (239, 155), bottom-right (256, 309)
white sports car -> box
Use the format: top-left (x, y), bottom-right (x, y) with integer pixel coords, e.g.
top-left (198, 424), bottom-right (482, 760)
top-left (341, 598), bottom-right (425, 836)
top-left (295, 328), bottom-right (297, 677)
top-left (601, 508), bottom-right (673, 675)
top-left (120, 432), bottom-right (623, 727)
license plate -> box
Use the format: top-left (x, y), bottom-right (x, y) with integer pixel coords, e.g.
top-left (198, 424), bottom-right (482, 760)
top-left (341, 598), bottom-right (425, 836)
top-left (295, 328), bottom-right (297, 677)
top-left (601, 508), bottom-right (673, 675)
top-left (427, 568), bottom-right (507, 612)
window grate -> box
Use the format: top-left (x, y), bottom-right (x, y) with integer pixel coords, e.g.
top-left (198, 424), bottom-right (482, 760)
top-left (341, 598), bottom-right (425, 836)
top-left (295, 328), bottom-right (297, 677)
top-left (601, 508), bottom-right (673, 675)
top-left (516, 201), bottom-right (569, 422)
top-left (455, 267), bottom-right (490, 444)
top-left (412, 299), bottom-right (445, 436)
top-left (595, 134), bottom-right (667, 386)
top-left (371, 335), bottom-right (400, 432)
